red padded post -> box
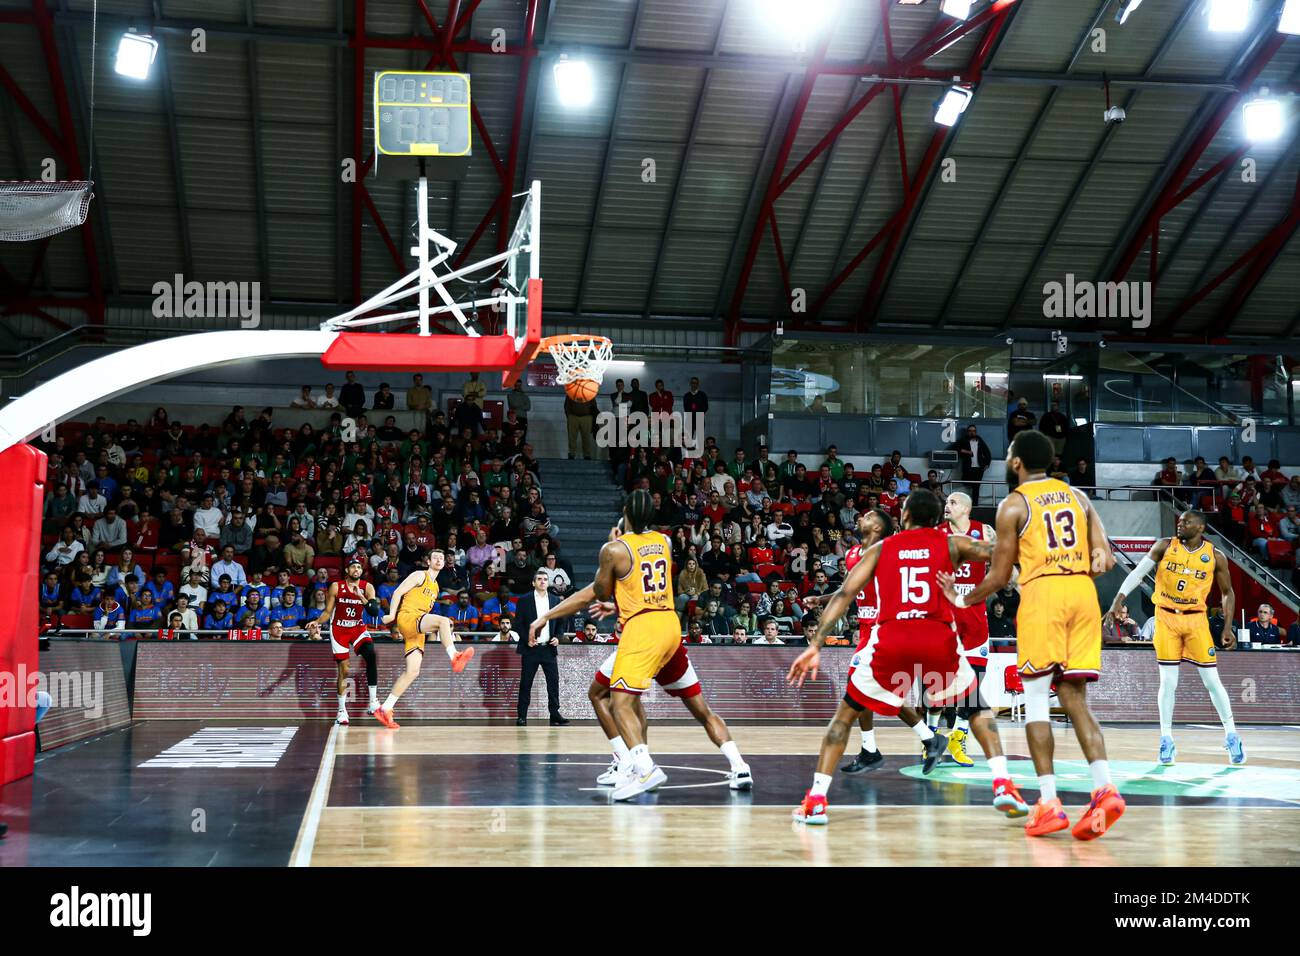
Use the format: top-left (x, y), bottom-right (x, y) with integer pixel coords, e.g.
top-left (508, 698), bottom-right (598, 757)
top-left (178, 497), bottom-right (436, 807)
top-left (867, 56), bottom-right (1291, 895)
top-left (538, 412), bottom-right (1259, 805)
top-left (0, 443), bottom-right (45, 784)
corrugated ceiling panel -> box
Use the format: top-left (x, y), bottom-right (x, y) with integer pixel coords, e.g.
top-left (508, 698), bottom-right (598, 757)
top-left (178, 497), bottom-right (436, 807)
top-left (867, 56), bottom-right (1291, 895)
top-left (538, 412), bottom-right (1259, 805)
top-left (879, 239), bottom-right (966, 325)
top-left (261, 122), bottom-right (334, 215)
top-left (177, 117), bottom-right (254, 211)
top-left (1235, 247), bottom-right (1300, 336)
top-left (253, 0), bottom-right (338, 29)
top-left (257, 42), bottom-right (336, 124)
top-left (616, 63), bottom-right (701, 142)
top-left (1025, 88), bottom-right (1110, 160)
top-left (1055, 162), bottom-right (1154, 247)
top-left (1008, 243), bottom-right (1111, 328)
top-left (1100, 88), bottom-right (1204, 164)
top-left (951, 85), bottom-right (1050, 159)
top-left (548, 0), bottom-right (638, 47)
top-left (164, 0), bottom-right (243, 22)
top-left (983, 160), bottom-right (1083, 247)
top-left (650, 233), bottom-right (730, 314)
top-left (668, 143), bottom-right (759, 232)
top-left (941, 241), bottom-right (1037, 326)
top-left (267, 212), bottom-right (333, 298)
top-left (530, 134), bottom-right (605, 224)
top-left (1070, 0), bottom-right (1192, 75)
top-left (694, 69), bottom-right (785, 147)
top-left (538, 224), bottom-right (587, 311)
top-left (596, 140), bottom-right (682, 231)
top-left (634, 0), bottom-right (726, 53)
top-left (992, 0), bottom-right (1107, 72)
top-left (582, 228), bottom-right (657, 311)
top-left (109, 205), bottom-right (182, 289)
top-left (910, 156), bottom-right (1013, 244)
top-left (165, 39), bottom-right (249, 121)
top-left (187, 208), bottom-right (258, 282)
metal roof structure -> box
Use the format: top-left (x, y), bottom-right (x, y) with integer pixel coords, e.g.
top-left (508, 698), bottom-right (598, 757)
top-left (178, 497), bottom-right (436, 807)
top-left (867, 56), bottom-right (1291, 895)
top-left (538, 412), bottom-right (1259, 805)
top-left (2, 0), bottom-right (1300, 352)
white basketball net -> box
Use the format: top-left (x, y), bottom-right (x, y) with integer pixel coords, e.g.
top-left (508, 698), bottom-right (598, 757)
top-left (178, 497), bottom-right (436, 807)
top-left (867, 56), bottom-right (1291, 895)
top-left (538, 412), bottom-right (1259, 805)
top-left (547, 336), bottom-right (613, 386)
top-left (0, 181), bottom-right (94, 241)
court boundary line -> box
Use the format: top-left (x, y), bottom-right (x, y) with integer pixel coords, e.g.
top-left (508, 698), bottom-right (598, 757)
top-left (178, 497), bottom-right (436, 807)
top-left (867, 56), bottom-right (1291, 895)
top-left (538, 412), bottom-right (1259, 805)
top-left (318, 803), bottom-right (1300, 811)
top-left (290, 722), bottom-right (340, 867)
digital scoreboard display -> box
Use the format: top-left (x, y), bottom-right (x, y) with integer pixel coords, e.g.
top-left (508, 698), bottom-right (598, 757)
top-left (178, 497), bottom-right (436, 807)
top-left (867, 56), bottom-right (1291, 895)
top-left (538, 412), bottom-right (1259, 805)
top-left (374, 71), bottom-right (471, 157)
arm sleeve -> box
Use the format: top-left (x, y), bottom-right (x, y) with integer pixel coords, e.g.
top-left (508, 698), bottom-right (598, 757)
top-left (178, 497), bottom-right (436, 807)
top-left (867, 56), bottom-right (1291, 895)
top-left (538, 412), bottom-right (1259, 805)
top-left (1117, 555), bottom-right (1156, 600)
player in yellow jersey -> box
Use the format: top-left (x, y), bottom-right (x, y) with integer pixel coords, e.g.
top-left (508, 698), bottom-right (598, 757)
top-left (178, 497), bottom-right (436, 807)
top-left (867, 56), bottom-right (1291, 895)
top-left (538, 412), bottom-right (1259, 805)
top-left (530, 490), bottom-right (680, 800)
top-left (1105, 510), bottom-right (1243, 765)
top-left (938, 430), bottom-right (1125, 841)
top-left (373, 550), bottom-right (475, 728)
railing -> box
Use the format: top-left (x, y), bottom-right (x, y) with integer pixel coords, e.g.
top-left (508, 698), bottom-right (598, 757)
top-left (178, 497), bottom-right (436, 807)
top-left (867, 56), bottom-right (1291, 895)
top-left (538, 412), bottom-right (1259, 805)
top-left (41, 628), bottom-right (815, 646)
top-left (943, 477), bottom-right (1213, 505)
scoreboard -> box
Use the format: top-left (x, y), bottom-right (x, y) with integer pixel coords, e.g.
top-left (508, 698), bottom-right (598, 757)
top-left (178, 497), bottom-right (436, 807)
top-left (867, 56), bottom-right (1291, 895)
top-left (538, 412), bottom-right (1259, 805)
top-left (374, 71), bottom-right (471, 157)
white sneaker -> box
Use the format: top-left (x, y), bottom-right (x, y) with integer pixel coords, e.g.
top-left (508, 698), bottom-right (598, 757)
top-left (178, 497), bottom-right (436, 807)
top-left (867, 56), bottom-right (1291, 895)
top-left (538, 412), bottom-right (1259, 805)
top-left (366, 701), bottom-right (380, 715)
top-left (729, 765), bottom-right (753, 790)
top-left (336, 710), bottom-right (350, 726)
top-left (596, 758), bottom-right (624, 786)
top-left (612, 765), bottom-right (667, 801)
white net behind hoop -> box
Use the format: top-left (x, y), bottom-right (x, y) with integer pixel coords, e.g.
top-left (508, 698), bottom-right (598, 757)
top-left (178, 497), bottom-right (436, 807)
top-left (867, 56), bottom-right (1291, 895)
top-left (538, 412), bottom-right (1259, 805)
top-left (0, 181), bottom-right (94, 241)
top-left (546, 336), bottom-right (612, 385)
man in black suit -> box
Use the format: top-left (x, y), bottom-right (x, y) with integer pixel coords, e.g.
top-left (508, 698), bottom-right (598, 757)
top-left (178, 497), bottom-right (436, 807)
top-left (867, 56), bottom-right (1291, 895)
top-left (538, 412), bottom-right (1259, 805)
top-left (949, 424), bottom-right (992, 504)
top-left (512, 569), bottom-right (570, 725)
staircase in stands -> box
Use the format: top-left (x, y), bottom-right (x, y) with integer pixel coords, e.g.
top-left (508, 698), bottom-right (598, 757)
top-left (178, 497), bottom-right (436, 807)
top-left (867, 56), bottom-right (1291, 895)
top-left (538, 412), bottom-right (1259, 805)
top-left (538, 457), bottom-right (624, 583)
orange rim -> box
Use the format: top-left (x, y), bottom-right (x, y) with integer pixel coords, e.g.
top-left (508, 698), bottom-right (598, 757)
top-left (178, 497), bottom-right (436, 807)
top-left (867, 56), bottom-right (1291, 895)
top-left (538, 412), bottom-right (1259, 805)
top-left (540, 333), bottom-right (612, 351)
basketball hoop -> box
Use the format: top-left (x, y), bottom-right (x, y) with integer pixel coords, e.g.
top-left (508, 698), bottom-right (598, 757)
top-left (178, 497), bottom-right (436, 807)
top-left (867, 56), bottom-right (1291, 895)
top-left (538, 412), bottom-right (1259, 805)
top-left (542, 334), bottom-right (613, 401)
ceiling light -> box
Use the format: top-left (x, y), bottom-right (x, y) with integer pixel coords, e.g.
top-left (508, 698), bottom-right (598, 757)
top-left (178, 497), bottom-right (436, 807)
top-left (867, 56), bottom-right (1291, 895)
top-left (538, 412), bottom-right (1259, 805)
top-left (1115, 0), bottom-right (1145, 25)
top-left (941, 0), bottom-right (974, 20)
top-left (114, 31), bottom-right (159, 80)
top-left (553, 56), bottom-right (594, 107)
top-left (1243, 94), bottom-right (1284, 142)
top-left (1280, 0), bottom-right (1300, 34)
top-left (934, 85), bottom-right (973, 126)
top-left (1207, 0), bottom-right (1249, 33)
top-left (754, 0), bottom-right (841, 39)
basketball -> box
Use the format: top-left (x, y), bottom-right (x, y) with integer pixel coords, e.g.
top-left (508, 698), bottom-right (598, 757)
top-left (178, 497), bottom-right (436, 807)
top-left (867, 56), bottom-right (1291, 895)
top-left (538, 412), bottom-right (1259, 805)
top-left (565, 377), bottom-right (600, 402)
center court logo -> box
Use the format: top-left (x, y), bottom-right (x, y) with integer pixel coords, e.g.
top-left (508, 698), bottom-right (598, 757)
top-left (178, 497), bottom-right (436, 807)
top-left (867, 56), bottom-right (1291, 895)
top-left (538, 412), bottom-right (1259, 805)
top-left (594, 406), bottom-right (705, 455)
top-left (50, 887), bottom-right (152, 936)
top-left (151, 273), bottom-right (261, 328)
top-left (1042, 273), bottom-right (1151, 329)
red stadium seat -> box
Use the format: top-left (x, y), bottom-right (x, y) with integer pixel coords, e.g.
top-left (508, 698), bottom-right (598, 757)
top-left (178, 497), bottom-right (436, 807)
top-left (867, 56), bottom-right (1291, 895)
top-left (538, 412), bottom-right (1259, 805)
top-left (1266, 539), bottom-right (1294, 567)
top-left (1004, 665), bottom-right (1024, 722)
top-left (60, 613), bottom-right (93, 630)
top-left (316, 555), bottom-right (341, 573)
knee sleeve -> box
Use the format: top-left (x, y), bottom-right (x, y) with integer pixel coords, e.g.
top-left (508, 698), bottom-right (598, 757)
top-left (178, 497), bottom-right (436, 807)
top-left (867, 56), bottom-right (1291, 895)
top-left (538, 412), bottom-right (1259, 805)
top-left (358, 640), bottom-right (377, 685)
top-left (1023, 674), bottom-right (1053, 724)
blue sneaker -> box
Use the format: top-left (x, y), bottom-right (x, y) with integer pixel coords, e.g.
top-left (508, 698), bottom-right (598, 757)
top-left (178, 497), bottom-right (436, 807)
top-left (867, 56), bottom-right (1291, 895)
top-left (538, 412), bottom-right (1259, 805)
top-left (1158, 735), bottom-right (1176, 765)
top-left (1225, 733), bottom-right (1246, 765)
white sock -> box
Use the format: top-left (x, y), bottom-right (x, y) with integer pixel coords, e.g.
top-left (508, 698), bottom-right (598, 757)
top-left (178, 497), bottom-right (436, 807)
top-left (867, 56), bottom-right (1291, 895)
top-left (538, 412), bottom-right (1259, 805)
top-left (337, 693), bottom-right (347, 711)
top-left (912, 722), bottom-right (935, 741)
top-left (630, 743), bottom-right (654, 775)
top-left (1198, 668), bottom-right (1237, 735)
top-left (1158, 664), bottom-right (1179, 737)
top-left (444, 640), bottom-right (458, 660)
top-left (988, 755), bottom-right (1008, 780)
top-left (861, 729), bottom-right (877, 752)
top-left (810, 772), bottom-right (833, 798)
top-left (1039, 774), bottom-right (1057, 801)
top-left (719, 740), bottom-right (745, 772)
top-left (368, 685), bottom-right (378, 705)
top-left (610, 735), bottom-right (630, 762)
top-left (955, 715), bottom-right (970, 733)
top-left (1089, 759), bottom-right (1111, 789)
top-left (383, 693), bottom-right (398, 712)
top-left (925, 710), bottom-right (940, 731)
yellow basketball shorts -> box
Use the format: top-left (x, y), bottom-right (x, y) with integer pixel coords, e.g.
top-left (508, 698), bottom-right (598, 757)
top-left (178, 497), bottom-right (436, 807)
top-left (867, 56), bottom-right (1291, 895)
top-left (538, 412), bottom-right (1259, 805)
top-left (609, 611), bottom-right (682, 694)
top-left (395, 611), bottom-right (428, 655)
top-left (1015, 575), bottom-right (1102, 681)
top-left (1154, 607), bottom-right (1217, 667)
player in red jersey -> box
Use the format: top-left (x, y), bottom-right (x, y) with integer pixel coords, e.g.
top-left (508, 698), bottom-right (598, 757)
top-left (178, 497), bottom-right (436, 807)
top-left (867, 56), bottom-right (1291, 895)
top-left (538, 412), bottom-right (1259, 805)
top-left (583, 602), bottom-right (753, 790)
top-left (308, 556), bottom-right (380, 725)
top-left (788, 488), bottom-right (1028, 825)
top-left (803, 507), bottom-right (921, 774)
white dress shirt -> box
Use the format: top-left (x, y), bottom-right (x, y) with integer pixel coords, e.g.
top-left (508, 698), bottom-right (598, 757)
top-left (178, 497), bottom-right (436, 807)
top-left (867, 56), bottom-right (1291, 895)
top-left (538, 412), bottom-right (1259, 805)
top-left (533, 588), bottom-right (551, 642)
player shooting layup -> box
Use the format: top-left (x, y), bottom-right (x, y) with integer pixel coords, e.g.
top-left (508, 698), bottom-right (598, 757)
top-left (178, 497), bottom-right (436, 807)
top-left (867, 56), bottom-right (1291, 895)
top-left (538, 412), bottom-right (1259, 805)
top-left (373, 550), bottom-right (475, 729)
top-left (1106, 510), bottom-right (1244, 765)
top-left (938, 429), bottom-right (1124, 840)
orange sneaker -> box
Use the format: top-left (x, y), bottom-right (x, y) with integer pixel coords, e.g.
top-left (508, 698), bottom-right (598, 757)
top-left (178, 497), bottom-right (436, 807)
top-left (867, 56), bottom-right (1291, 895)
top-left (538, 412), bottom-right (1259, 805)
top-left (792, 791), bottom-right (829, 825)
top-left (451, 647), bottom-right (475, 673)
top-left (1024, 797), bottom-right (1070, 837)
top-left (1071, 784), bottom-right (1125, 841)
top-left (992, 778), bottom-right (1030, 817)
top-left (373, 707), bottom-right (400, 730)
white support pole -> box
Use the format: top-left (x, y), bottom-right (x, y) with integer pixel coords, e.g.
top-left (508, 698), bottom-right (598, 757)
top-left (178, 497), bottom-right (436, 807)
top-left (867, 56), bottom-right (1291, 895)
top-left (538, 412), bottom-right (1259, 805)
top-left (416, 176), bottom-right (430, 337)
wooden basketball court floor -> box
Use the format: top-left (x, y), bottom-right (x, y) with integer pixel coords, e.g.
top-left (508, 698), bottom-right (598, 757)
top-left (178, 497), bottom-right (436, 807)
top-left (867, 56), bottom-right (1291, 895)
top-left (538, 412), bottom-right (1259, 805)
top-left (3, 720), bottom-right (1298, 867)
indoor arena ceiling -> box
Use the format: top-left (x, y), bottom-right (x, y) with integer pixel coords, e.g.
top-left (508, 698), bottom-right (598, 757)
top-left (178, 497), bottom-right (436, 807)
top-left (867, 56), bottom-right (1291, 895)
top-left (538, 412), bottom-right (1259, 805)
top-left (2, 0), bottom-right (1300, 351)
